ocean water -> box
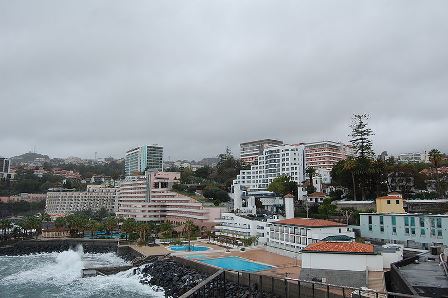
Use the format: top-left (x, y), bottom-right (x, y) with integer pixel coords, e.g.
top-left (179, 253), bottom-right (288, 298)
top-left (0, 246), bottom-right (165, 298)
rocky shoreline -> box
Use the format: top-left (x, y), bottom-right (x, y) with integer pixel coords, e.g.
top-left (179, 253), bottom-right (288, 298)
top-left (139, 257), bottom-right (279, 298)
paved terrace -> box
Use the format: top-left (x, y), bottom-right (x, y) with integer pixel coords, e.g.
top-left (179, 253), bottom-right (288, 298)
top-left (399, 258), bottom-right (448, 297)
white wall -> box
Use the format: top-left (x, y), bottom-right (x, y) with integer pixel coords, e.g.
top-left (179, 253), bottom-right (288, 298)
top-left (302, 253), bottom-right (383, 272)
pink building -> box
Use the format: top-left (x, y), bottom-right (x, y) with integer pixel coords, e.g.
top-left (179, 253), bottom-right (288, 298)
top-left (304, 141), bottom-right (351, 171)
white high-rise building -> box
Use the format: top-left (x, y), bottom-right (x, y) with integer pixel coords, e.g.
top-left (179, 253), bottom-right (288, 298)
top-left (304, 141), bottom-right (351, 171)
top-left (124, 145), bottom-right (163, 176)
top-left (232, 144), bottom-right (306, 192)
top-left (0, 157), bottom-right (11, 179)
top-left (240, 139), bottom-right (283, 165)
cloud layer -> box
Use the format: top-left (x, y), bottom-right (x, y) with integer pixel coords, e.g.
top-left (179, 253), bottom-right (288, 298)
top-left (1, 1), bottom-right (447, 160)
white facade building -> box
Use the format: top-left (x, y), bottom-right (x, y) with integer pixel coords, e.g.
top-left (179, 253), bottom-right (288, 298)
top-left (0, 157), bottom-right (11, 179)
top-left (304, 141), bottom-right (351, 171)
top-left (266, 218), bottom-right (355, 258)
top-left (232, 144), bottom-right (306, 192)
top-left (360, 213), bottom-right (447, 249)
top-left (397, 152), bottom-right (429, 164)
top-left (240, 139), bottom-right (283, 165)
top-left (46, 185), bottom-right (118, 217)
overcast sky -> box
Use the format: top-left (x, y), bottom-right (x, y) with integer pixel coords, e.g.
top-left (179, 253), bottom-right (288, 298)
top-left (1, 1), bottom-right (447, 161)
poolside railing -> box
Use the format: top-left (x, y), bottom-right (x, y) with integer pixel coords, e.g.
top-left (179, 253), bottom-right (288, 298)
top-left (180, 268), bottom-right (429, 298)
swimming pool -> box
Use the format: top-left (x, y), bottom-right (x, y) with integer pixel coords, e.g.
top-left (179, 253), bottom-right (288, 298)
top-left (199, 256), bottom-right (273, 272)
top-left (168, 245), bottom-right (210, 252)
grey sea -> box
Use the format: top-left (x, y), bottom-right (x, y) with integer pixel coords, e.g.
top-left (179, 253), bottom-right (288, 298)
top-left (0, 246), bottom-right (164, 297)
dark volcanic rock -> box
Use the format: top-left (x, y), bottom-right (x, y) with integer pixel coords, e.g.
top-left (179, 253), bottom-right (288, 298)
top-left (140, 257), bottom-right (280, 298)
top-left (141, 258), bottom-right (208, 297)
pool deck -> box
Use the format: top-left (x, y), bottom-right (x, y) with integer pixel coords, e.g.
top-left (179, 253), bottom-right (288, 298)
top-left (130, 241), bottom-right (301, 279)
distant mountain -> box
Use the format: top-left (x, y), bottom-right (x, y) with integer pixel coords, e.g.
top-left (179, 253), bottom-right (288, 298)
top-left (10, 152), bottom-right (51, 165)
top-left (197, 157), bottom-right (219, 166)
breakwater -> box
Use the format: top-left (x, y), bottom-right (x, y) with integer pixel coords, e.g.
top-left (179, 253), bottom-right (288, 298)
top-left (0, 239), bottom-right (118, 255)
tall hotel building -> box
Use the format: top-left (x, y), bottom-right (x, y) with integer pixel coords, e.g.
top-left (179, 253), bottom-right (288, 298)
top-left (233, 144), bottom-right (306, 192)
top-left (304, 141), bottom-right (351, 171)
top-left (0, 157), bottom-right (10, 179)
top-left (116, 172), bottom-right (222, 224)
top-left (240, 139), bottom-right (283, 165)
top-left (125, 145), bottom-right (163, 176)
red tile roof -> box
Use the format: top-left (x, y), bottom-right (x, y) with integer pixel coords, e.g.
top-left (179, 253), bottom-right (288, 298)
top-left (376, 196), bottom-right (401, 200)
top-left (274, 218), bottom-right (346, 227)
top-left (303, 242), bottom-right (374, 254)
top-left (309, 192), bottom-right (326, 197)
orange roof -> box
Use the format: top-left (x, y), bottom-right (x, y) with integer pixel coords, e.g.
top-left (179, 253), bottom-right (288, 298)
top-left (376, 196), bottom-right (401, 200)
top-left (309, 192), bottom-right (326, 197)
top-left (303, 242), bottom-right (374, 254)
top-left (274, 218), bottom-right (346, 227)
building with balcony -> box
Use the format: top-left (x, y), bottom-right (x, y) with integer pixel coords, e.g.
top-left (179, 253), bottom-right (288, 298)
top-left (116, 172), bottom-right (221, 225)
top-left (240, 139), bottom-right (283, 165)
top-left (360, 213), bottom-right (447, 249)
top-left (125, 145), bottom-right (163, 176)
top-left (232, 144), bottom-right (306, 192)
top-left (304, 141), bottom-right (351, 171)
top-left (46, 185), bottom-right (118, 217)
top-left (397, 152), bottom-right (429, 163)
top-left (266, 218), bottom-right (355, 258)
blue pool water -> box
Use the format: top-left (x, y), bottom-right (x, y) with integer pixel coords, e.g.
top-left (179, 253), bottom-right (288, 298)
top-left (168, 245), bottom-right (210, 252)
top-left (199, 256), bottom-right (273, 272)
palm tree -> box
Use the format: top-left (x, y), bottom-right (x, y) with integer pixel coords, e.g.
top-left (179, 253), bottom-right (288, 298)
top-left (87, 219), bottom-right (99, 239)
top-left (136, 222), bottom-right (149, 243)
top-left (160, 222), bottom-right (174, 240)
top-left (147, 221), bottom-right (157, 244)
top-left (305, 167), bottom-right (317, 193)
top-left (429, 149), bottom-right (443, 197)
top-left (183, 220), bottom-right (196, 251)
top-left (121, 218), bottom-right (137, 241)
top-left (103, 216), bottom-right (118, 234)
top-left (0, 219), bottom-right (12, 240)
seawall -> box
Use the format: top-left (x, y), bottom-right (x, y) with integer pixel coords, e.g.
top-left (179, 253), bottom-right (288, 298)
top-left (0, 239), bottom-right (118, 255)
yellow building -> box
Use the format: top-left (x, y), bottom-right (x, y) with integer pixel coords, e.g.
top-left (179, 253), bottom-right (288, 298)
top-left (376, 193), bottom-right (405, 213)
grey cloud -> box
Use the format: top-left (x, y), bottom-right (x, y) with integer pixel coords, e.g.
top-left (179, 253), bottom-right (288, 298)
top-left (1, 0), bottom-right (448, 160)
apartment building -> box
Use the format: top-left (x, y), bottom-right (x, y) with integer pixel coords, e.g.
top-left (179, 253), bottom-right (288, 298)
top-left (116, 172), bottom-right (221, 225)
top-left (125, 145), bottom-right (163, 176)
top-left (266, 218), bottom-right (355, 258)
top-left (0, 157), bottom-right (11, 179)
top-left (46, 185), bottom-right (118, 217)
top-left (240, 139), bottom-right (283, 165)
top-left (232, 144), bottom-right (306, 192)
top-left (397, 152), bottom-right (429, 164)
top-left (304, 141), bottom-right (351, 171)
top-left (360, 213), bottom-right (447, 249)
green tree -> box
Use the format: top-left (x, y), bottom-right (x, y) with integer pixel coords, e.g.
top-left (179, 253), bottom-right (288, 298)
top-left (267, 175), bottom-right (298, 197)
top-left (160, 222), bottom-right (174, 239)
top-left (305, 167), bottom-right (317, 194)
top-left (103, 216), bottom-right (118, 233)
top-left (349, 114), bottom-right (375, 200)
top-left (182, 220), bottom-right (199, 250)
top-left (121, 218), bottom-right (137, 241)
top-left (318, 198), bottom-right (337, 218)
top-left (429, 149), bottom-right (443, 197)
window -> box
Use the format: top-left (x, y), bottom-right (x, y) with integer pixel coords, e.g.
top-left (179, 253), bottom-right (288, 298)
top-left (396, 200), bottom-right (400, 204)
top-left (404, 217), bottom-right (409, 226)
top-left (419, 217), bottom-right (425, 227)
top-left (380, 226), bottom-right (384, 233)
top-left (437, 218), bottom-right (442, 229)
top-left (411, 228), bottom-right (416, 235)
top-left (438, 230), bottom-right (442, 237)
top-left (392, 227), bottom-right (397, 234)
top-left (380, 216), bottom-right (384, 225)
top-left (387, 200), bottom-right (391, 205)
top-left (392, 216), bottom-right (397, 226)
top-left (405, 227), bottom-right (410, 235)
top-left (369, 225), bottom-right (372, 231)
top-left (421, 228), bottom-right (425, 236)
top-left (368, 215), bottom-right (372, 225)
top-left (410, 217), bottom-right (415, 227)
